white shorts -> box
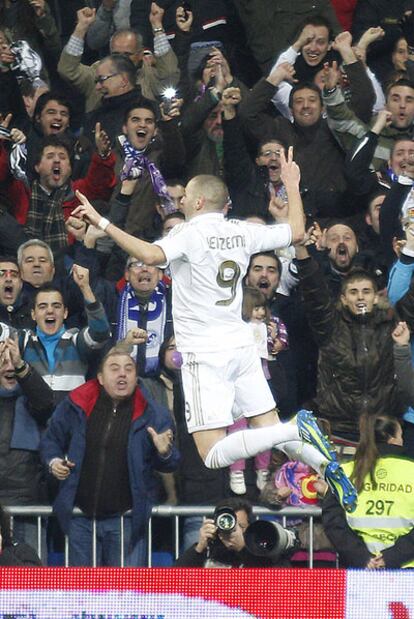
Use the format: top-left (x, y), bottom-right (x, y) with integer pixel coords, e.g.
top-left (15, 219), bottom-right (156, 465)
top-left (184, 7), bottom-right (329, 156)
top-left (181, 345), bottom-right (276, 433)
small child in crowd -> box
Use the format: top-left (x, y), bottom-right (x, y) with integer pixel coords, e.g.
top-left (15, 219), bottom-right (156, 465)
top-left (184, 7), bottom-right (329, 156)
top-left (228, 287), bottom-right (289, 495)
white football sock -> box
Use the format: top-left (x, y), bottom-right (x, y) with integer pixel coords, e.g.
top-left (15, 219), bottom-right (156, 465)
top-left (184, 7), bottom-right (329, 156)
top-left (280, 440), bottom-right (327, 475)
top-left (204, 422), bottom-right (300, 469)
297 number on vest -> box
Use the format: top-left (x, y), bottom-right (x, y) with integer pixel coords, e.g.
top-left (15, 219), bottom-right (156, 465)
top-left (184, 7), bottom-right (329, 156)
top-left (366, 499), bottom-right (394, 516)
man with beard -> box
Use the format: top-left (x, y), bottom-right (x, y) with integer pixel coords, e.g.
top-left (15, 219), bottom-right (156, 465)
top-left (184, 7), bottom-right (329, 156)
top-left (0, 128), bottom-right (115, 254)
top-left (179, 54), bottom-right (235, 180)
top-left (0, 129), bottom-right (115, 256)
top-left (321, 222), bottom-right (359, 296)
top-left (316, 220), bottom-right (388, 297)
top-left (180, 100), bottom-right (225, 179)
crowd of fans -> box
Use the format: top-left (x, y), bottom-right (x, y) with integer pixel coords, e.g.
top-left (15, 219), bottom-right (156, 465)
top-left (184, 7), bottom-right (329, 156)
top-left (0, 0), bottom-right (412, 568)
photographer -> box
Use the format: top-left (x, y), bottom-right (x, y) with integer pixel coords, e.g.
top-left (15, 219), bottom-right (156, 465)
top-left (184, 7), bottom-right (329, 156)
top-left (175, 497), bottom-right (294, 567)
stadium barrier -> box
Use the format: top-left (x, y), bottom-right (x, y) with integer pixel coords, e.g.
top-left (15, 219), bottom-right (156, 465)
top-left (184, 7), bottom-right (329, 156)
top-left (7, 504), bottom-right (324, 567)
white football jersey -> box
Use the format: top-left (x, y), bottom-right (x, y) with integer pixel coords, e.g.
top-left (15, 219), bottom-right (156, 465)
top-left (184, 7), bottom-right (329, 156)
top-left (154, 213), bottom-right (291, 352)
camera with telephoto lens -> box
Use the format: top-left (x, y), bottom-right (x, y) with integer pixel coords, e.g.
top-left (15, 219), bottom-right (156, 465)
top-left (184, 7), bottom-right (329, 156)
top-left (244, 520), bottom-right (298, 560)
top-left (214, 506), bottom-right (237, 536)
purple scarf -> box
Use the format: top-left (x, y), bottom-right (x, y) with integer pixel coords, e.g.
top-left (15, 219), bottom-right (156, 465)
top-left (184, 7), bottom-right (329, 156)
top-left (119, 135), bottom-right (177, 215)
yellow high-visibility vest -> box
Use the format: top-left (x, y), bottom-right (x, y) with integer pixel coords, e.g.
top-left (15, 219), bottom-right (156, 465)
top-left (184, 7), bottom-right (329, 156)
top-left (343, 457), bottom-right (414, 568)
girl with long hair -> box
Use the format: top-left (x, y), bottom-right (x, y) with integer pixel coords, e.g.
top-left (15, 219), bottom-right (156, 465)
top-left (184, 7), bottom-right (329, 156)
top-left (322, 413), bottom-right (414, 569)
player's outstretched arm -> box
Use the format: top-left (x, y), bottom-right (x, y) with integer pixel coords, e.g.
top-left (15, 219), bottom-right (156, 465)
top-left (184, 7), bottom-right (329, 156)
top-left (280, 147), bottom-right (305, 245)
top-left (72, 191), bottom-right (166, 266)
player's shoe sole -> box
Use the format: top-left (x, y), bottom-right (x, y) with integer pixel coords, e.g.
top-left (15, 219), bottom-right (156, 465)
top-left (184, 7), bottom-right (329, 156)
top-left (325, 460), bottom-right (358, 513)
top-left (296, 409), bottom-right (337, 462)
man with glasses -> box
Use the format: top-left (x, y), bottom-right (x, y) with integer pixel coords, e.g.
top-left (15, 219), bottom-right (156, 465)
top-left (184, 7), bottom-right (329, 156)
top-left (57, 4), bottom-right (180, 114)
top-left (116, 256), bottom-right (172, 397)
top-left (83, 54), bottom-right (141, 146)
top-left (221, 86), bottom-right (289, 220)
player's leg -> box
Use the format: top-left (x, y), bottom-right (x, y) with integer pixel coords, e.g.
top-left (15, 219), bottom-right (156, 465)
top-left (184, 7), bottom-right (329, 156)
top-left (193, 413), bottom-right (300, 467)
top-left (184, 349), bottom-right (320, 468)
top-left (182, 350), bottom-right (301, 466)
top-left (237, 355), bottom-right (357, 512)
top-left (248, 410), bottom-right (330, 474)
top-left (248, 410), bottom-right (357, 512)
top-left (183, 349), bottom-right (357, 511)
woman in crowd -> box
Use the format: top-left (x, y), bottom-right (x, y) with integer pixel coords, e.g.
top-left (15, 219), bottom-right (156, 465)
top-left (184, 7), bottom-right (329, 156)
top-left (322, 414), bottom-right (414, 568)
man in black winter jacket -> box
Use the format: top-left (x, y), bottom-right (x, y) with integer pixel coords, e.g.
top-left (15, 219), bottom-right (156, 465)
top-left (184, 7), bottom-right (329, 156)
top-left (294, 240), bottom-right (410, 441)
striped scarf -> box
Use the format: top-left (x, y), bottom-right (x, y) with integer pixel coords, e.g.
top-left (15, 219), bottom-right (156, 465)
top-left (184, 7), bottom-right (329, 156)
top-left (26, 181), bottom-right (68, 253)
top-left (118, 135), bottom-right (177, 215)
top-left (116, 282), bottom-right (167, 375)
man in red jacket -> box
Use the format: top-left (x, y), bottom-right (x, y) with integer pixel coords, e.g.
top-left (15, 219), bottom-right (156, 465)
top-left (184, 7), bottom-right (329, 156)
top-left (0, 122), bottom-right (116, 254)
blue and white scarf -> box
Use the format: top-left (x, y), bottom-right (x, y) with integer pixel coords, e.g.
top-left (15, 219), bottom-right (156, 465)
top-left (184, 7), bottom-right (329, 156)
top-left (116, 282), bottom-right (168, 375)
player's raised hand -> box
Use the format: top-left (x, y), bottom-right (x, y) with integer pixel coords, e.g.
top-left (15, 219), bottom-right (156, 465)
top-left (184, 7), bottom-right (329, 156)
top-left (280, 146), bottom-right (300, 187)
top-left (73, 191), bottom-right (102, 228)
